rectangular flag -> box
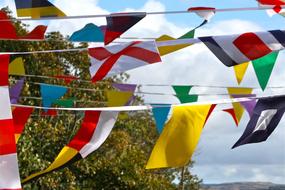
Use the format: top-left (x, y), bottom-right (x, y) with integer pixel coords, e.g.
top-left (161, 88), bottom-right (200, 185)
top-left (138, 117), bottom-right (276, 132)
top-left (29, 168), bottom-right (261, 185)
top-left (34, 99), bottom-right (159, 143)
top-left (232, 95), bottom-right (285, 148)
top-left (199, 30), bottom-right (285, 66)
top-left (0, 54), bottom-right (21, 190)
top-left (146, 104), bottom-right (212, 169)
top-left (89, 41), bottom-right (161, 82)
top-left (22, 91), bottom-right (133, 183)
top-left (15, 0), bottom-right (66, 18)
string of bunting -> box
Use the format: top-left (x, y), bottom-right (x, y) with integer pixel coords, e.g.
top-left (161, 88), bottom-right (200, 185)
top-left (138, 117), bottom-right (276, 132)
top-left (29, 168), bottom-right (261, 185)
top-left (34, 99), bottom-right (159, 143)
top-left (2, 0), bottom-right (285, 188)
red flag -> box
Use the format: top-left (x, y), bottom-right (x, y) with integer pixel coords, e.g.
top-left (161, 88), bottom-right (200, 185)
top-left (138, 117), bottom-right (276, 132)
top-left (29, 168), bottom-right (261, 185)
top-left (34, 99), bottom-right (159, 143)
top-left (12, 107), bottom-right (34, 143)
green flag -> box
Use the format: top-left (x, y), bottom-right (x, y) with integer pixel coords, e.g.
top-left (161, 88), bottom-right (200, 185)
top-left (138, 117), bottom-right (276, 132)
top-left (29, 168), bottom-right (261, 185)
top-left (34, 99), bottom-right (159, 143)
top-left (54, 99), bottom-right (75, 108)
top-left (252, 52), bottom-right (279, 91)
top-left (172, 86), bottom-right (198, 103)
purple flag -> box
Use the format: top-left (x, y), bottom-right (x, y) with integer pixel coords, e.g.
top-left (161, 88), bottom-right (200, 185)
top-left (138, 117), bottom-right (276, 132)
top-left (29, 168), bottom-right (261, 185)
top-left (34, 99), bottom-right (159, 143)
top-left (10, 78), bottom-right (25, 104)
top-left (232, 94), bottom-right (257, 116)
top-left (112, 83), bottom-right (137, 106)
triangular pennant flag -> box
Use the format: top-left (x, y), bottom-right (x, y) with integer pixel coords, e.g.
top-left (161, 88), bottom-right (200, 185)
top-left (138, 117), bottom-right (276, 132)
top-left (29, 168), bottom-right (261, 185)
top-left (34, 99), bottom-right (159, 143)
top-left (106, 90), bottom-right (134, 107)
top-left (12, 107), bottom-right (34, 143)
top-left (223, 108), bottom-right (239, 126)
top-left (231, 94), bottom-right (257, 117)
top-left (54, 99), bottom-right (75, 108)
top-left (104, 12), bottom-right (146, 45)
top-left (252, 51), bottom-right (279, 91)
top-left (41, 109), bottom-right (58, 116)
top-left (146, 104), bottom-right (213, 169)
top-left (22, 110), bottom-right (119, 184)
top-left (233, 62), bottom-right (250, 84)
top-left (151, 104), bottom-right (171, 133)
top-left (172, 85), bottom-right (198, 103)
top-left (15, 0), bottom-right (66, 18)
top-left (9, 78), bottom-right (25, 104)
top-left (8, 57), bottom-right (26, 76)
top-left (156, 29), bottom-right (195, 56)
top-left (53, 75), bottom-right (78, 85)
top-left (227, 88), bottom-right (253, 124)
top-left (40, 84), bottom-right (68, 111)
top-left (204, 104), bottom-right (217, 126)
top-left (69, 23), bottom-right (104, 42)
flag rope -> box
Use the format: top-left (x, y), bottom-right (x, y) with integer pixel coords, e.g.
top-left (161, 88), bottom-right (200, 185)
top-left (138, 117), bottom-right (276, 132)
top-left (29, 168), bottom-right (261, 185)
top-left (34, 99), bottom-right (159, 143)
top-left (0, 7), bottom-right (273, 22)
top-left (11, 93), bottom-right (285, 111)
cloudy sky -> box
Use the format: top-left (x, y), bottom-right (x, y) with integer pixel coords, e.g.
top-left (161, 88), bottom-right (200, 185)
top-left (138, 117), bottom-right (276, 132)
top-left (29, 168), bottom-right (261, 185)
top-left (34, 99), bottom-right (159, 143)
top-left (1, 0), bottom-right (285, 184)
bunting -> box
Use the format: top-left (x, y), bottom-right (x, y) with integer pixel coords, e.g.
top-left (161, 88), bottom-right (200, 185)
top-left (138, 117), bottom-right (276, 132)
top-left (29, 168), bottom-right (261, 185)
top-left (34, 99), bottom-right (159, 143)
top-left (151, 104), bottom-right (171, 133)
top-left (0, 54), bottom-right (22, 190)
top-left (15, 0), bottom-right (66, 18)
top-left (8, 57), bottom-right (26, 76)
top-left (104, 12), bottom-right (146, 45)
top-left (233, 62), bottom-right (250, 84)
top-left (22, 91), bottom-right (132, 183)
top-left (89, 41), bottom-right (161, 82)
top-left (223, 108), bottom-right (239, 126)
top-left (188, 7), bottom-right (216, 27)
top-left (156, 29), bottom-right (195, 56)
top-left (252, 51), bottom-right (279, 90)
top-left (69, 23), bottom-right (104, 42)
top-left (0, 11), bottom-right (47, 40)
top-left (12, 107), bottom-right (34, 143)
top-left (146, 104), bottom-right (213, 169)
top-left (227, 88), bottom-right (253, 125)
top-left (257, 0), bottom-right (285, 16)
top-left (40, 84), bottom-right (68, 110)
top-left (22, 110), bottom-right (119, 183)
top-left (232, 95), bottom-right (285, 148)
top-left (199, 30), bottom-right (285, 66)
top-left (172, 85), bottom-right (198, 103)
top-left (106, 90), bottom-right (134, 107)
top-left (9, 78), bottom-right (25, 104)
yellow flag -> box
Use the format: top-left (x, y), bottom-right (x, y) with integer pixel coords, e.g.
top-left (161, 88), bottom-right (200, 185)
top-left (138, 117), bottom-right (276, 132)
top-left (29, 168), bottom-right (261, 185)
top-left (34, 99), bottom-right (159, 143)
top-left (146, 104), bottom-right (212, 169)
top-left (106, 91), bottom-right (134, 107)
top-left (156, 35), bottom-right (192, 56)
top-left (9, 57), bottom-right (25, 76)
top-left (227, 87), bottom-right (253, 124)
top-left (233, 62), bottom-right (250, 84)
top-left (22, 146), bottom-right (78, 183)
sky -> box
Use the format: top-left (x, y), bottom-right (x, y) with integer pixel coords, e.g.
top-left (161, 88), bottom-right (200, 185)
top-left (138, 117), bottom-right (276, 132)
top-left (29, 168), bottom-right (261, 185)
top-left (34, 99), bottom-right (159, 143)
top-left (1, 0), bottom-right (285, 185)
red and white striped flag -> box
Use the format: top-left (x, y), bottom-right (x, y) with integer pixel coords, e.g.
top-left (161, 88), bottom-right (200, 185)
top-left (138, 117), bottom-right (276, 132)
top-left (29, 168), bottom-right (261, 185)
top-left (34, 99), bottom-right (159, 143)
top-left (88, 41), bottom-right (162, 82)
top-left (0, 55), bottom-right (21, 190)
top-left (199, 30), bottom-right (285, 66)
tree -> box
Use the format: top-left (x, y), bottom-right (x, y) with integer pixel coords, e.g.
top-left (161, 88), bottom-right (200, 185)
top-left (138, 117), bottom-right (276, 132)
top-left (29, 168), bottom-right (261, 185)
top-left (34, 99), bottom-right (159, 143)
top-left (1, 7), bottom-right (202, 189)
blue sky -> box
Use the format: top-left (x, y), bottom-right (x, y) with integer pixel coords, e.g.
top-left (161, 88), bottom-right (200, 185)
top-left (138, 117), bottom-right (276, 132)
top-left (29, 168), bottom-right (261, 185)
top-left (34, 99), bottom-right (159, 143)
top-left (1, 0), bottom-right (285, 185)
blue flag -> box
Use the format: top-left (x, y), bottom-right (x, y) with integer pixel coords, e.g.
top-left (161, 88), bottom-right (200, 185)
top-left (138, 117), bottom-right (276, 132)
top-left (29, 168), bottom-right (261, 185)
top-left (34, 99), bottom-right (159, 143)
top-left (232, 95), bottom-right (285, 149)
top-left (40, 84), bottom-right (68, 111)
top-left (69, 23), bottom-right (104, 42)
top-left (152, 104), bottom-right (171, 133)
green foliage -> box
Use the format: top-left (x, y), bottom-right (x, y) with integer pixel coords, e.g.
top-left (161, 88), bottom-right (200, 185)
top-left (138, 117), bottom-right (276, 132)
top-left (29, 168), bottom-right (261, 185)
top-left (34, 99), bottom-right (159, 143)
top-left (1, 7), bottom-right (202, 189)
